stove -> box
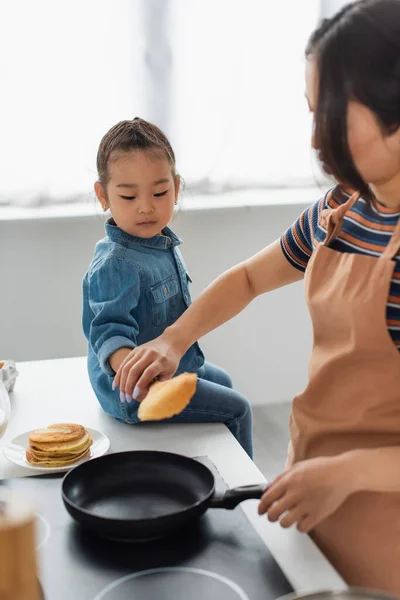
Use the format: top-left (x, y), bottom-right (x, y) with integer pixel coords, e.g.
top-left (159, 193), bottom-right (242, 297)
top-left (3, 457), bottom-right (293, 600)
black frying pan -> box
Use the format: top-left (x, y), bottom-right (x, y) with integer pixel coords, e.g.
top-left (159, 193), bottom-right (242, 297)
top-left (62, 451), bottom-right (268, 541)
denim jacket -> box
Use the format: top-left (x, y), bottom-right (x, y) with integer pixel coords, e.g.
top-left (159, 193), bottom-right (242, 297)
top-left (82, 219), bottom-right (205, 422)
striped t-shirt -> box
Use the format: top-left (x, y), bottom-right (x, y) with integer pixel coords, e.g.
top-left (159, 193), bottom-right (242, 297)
top-left (281, 185), bottom-right (400, 350)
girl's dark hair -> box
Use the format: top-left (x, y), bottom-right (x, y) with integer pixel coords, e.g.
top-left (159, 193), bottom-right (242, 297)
top-left (97, 117), bottom-right (176, 187)
top-left (306, 0), bottom-right (400, 192)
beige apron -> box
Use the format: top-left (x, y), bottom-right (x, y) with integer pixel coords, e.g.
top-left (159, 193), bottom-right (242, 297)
top-left (290, 191), bottom-right (400, 593)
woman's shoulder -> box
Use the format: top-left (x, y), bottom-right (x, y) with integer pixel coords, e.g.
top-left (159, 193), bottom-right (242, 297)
top-left (298, 186), bottom-right (357, 244)
top-left (324, 184), bottom-right (364, 210)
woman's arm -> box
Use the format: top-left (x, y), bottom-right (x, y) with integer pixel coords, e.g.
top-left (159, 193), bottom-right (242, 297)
top-left (114, 240), bottom-right (303, 397)
top-left (166, 239), bottom-right (303, 356)
top-left (343, 446), bottom-right (400, 493)
top-left (109, 347), bottom-right (132, 374)
top-left (258, 445), bottom-right (400, 533)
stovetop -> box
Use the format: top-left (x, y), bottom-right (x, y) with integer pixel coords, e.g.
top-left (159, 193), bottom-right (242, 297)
top-left (3, 457), bottom-right (293, 600)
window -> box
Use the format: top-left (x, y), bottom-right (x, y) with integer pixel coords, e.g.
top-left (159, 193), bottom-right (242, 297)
top-left (1, 0), bottom-right (324, 207)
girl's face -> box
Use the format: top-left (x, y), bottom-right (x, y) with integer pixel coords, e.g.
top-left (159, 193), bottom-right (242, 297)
top-left (95, 150), bottom-right (179, 238)
top-left (306, 58), bottom-right (400, 190)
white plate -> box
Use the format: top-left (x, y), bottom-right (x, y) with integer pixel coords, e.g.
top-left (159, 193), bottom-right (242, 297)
top-left (3, 427), bottom-right (110, 473)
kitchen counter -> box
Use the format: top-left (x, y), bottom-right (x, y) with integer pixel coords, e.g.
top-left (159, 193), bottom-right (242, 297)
top-left (0, 357), bottom-right (344, 593)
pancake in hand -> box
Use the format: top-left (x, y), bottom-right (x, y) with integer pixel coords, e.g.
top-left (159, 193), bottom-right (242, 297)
top-left (138, 373), bottom-right (197, 421)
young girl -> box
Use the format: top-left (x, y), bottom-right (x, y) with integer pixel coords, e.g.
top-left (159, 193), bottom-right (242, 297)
top-left (112, 1), bottom-right (400, 593)
top-left (82, 118), bottom-right (253, 457)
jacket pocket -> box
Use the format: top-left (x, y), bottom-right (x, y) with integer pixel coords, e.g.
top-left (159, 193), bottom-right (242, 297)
top-left (151, 275), bottom-right (180, 327)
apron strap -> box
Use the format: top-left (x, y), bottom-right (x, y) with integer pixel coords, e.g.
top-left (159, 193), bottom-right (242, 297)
top-left (321, 189), bottom-right (400, 260)
top-left (322, 191), bottom-right (361, 246)
top-left (382, 212), bottom-right (400, 260)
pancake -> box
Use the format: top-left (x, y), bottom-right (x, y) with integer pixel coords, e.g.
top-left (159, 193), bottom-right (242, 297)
top-left (26, 446), bottom-right (91, 467)
top-left (29, 423), bottom-right (85, 444)
top-left (30, 431), bottom-right (92, 455)
top-left (26, 423), bottom-right (92, 468)
top-left (138, 373), bottom-right (197, 421)
top-left (30, 436), bottom-right (92, 459)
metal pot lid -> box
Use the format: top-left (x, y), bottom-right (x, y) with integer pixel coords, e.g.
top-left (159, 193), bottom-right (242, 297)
top-left (276, 589), bottom-right (400, 600)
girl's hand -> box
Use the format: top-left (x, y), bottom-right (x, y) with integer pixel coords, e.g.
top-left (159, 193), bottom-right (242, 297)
top-left (258, 455), bottom-right (356, 533)
top-left (112, 335), bottom-right (182, 401)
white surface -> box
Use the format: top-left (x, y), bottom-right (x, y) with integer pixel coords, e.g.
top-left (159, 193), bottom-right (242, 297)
top-left (0, 356), bottom-right (345, 592)
top-left (3, 426), bottom-right (110, 473)
top-left (0, 196), bottom-right (316, 406)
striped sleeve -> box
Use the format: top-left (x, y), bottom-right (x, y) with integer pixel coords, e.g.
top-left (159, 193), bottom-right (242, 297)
top-left (280, 193), bottom-right (329, 272)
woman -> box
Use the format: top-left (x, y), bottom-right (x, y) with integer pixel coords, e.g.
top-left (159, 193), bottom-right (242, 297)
top-left (113, 0), bottom-right (400, 591)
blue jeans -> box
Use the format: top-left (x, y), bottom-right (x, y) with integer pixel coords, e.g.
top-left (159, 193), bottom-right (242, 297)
top-left (122, 362), bottom-right (253, 458)
top-left (167, 362), bottom-right (253, 458)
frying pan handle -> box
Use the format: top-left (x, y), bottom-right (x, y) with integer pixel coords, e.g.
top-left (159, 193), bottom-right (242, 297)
top-left (209, 483), bottom-right (270, 510)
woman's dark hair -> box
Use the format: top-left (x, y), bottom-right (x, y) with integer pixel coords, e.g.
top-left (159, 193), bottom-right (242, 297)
top-left (97, 117), bottom-right (176, 188)
top-left (306, 0), bottom-right (400, 192)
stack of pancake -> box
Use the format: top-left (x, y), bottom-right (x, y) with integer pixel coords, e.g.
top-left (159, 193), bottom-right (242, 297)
top-left (26, 423), bottom-right (92, 467)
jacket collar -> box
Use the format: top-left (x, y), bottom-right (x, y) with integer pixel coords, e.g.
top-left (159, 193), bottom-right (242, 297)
top-left (105, 218), bottom-right (182, 250)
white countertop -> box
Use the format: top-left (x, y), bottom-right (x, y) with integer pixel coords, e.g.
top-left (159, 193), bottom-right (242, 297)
top-left (0, 357), bottom-right (344, 593)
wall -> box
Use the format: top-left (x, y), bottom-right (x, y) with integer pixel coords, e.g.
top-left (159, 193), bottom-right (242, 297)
top-left (0, 201), bottom-right (313, 405)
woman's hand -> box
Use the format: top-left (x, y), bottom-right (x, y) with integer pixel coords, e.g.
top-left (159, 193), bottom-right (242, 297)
top-left (112, 335), bottom-right (182, 401)
top-left (258, 455), bottom-right (356, 533)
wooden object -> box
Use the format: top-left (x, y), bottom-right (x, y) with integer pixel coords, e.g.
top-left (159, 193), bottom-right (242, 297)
top-left (0, 490), bottom-right (40, 600)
